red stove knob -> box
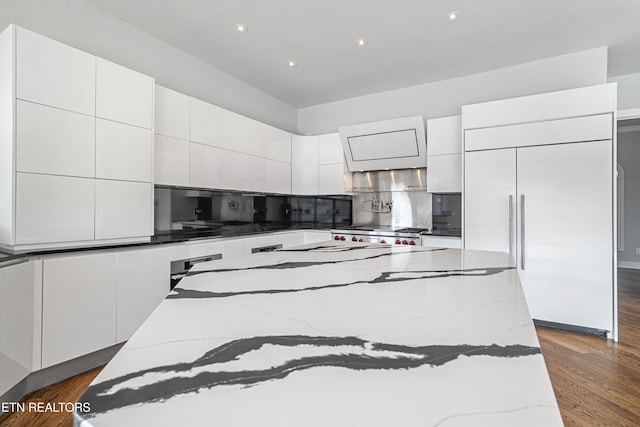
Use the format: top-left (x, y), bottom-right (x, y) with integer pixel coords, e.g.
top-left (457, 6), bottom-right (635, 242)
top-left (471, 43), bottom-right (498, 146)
top-left (358, 238), bottom-right (364, 242)
top-left (352, 236), bottom-right (358, 242)
top-left (409, 240), bottom-right (416, 246)
top-left (402, 240), bottom-right (408, 245)
top-left (380, 240), bottom-right (386, 244)
top-left (395, 239), bottom-right (401, 244)
top-left (334, 236), bottom-right (340, 240)
top-left (340, 236), bottom-right (346, 241)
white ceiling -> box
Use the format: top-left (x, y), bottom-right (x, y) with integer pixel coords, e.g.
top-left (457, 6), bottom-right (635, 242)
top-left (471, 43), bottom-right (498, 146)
top-left (86, 0), bottom-right (640, 108)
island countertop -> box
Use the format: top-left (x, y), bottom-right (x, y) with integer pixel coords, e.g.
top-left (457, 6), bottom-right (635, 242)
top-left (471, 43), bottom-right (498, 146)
top-left (75, 242), bottom-right (562, 426)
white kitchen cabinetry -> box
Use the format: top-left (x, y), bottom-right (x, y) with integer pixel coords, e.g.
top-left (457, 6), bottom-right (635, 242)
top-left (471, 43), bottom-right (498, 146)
top-left (155, 85), bottom-right (190, 141)
top-left (190, 143), bottom-right (224, 189)
top-left (96, 119), bottom-right (152, 182)
top-left (42, 252), bottom-right (118, 368)
top-left (116, 247), bottom-right (170, 342)
top-left (1, 25), bottom-right (154, 252)
top-left (96, 58), bottom-right (154, 129)
top-left (224, 110), bottom-right (252, 154)
top-left (267, 159), bottom-right (292, 194)
top-left (16, 26), bottom-right (95, 116)
top-left (317, 133), bottom-right (350, 195)
top-left (292, 135), bottom-right (319, 194)
top-left (190, 97), bottom-right (224, 147)
top-left (95, 180), bottom-right (152, 240)
top-left (426, 116), bottom-right (462, 193)
top-left (16, 100), bottom-right (95, 178)
top-left (0, 260), bottom-right (42, 397)
top-left (155, 135), bottom-right (190, 186)
top-left (462, 83), bottom-right (616, 336)
top-left (421, 236), bottom-right (462, 249)
top-left (16, 173), bottom-right (95, 245)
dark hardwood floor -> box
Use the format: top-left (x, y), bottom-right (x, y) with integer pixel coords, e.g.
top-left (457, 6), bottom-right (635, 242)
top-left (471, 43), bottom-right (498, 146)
top-left (2, 269), bottom-right (640, 426)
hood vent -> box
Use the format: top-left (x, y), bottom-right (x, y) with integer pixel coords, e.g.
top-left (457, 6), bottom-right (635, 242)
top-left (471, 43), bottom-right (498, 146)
top-left (339, 116), bottom-right (427, 172)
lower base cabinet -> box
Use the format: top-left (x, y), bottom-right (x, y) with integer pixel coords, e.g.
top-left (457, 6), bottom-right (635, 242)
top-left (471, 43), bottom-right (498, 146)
top-left (42, 252), bottom-right (118, 368)
top-left (116, 248), bottom-right (170, 342)
top-left (421, 236), bottom-right (462, 249)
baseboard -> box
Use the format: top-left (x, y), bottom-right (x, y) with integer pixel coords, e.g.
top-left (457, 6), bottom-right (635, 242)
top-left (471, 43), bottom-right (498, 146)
top-left (618, 261), bottom-right (640, 270)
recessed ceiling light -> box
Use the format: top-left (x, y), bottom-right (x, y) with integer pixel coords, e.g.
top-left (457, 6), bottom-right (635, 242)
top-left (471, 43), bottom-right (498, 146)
top-left (446, 11), bottom-right (459, 21)
top-left (235, 24), bottom-right (248, 33)
top-left (287, 60), bottom-right (297, 67)
top-left (356, 38), bottom-right (367, 47)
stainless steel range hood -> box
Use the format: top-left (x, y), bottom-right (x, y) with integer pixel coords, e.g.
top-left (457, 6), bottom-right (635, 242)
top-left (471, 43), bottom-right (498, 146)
top-left (339, 115), bottom-right (427, 172)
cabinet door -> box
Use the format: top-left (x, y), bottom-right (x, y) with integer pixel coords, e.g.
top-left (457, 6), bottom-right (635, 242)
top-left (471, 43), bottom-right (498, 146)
top-left (266, 129), bottom-right (291, 163)
top-left (516, 140), bottom-right (613, 331)
top-left (16, 100), bottom-right (95, 178)
top-left (155, 85), bottom-right (190, 140)
top-left (95, 180), bottom-right (152, 240)
top-left (421, 236), bottom-right (462, 249)
top-left (426, 153), bottom-right (462, 193)
top-left (154, 135), bottom-right (190, 186)
top-left (0, 261), bottom-right (38, 396)
top-left (16, 173), bottom-right (95, 244)
top-left (318, 163), bottom-right (345, 195)
top-left (223, 110), bottom-right (252, 153)
top-left (426, 116), bottom-right (461, 156)
top-left (267, 160), bottom-right (291, 194)
top-left (16, 27), bottom-right (95, 115)
top-left (96, 119), bottom-right (152, 182)
top-left (116, 247), bottom-right (170, 342)
top-left (249, 155), bottom-right (268, 192)
top-left (190, 97), bottom-right (223, 147)
top-left (291, 135), bottom-right (319, 194)
top-left (190, 143), bottom-right (224, 189)
top-left (42, 253), bottom-right (117, 368)
top-left (318, 133), bottom-right (344, 164)
top-left (96, 58), bottom-right (153, 129)
top-left (221, 150), bottom-right (252, 191)
top-left (464, 149), bottom-right (516, 253)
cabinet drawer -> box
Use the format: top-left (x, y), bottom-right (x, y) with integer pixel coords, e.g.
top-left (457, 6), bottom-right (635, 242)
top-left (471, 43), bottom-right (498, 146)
top-left (96, 58), bottom-right (153, 129)
top-left (421, 236), bottom-right (462, 249)
top-left (95, 180), bottom-right (152, 240)
top-left (96, 119), bottom-right (152, 182)
top-left (16, 27), bottom-right (95, 115)
top-left (16, 173), bottom-right (94, 244)
top-left (16, 100), bottom-right (95, 178)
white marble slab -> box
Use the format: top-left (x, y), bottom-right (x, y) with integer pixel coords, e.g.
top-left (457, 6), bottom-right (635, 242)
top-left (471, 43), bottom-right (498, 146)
top-left (75, 242), bottom-right (562, 426)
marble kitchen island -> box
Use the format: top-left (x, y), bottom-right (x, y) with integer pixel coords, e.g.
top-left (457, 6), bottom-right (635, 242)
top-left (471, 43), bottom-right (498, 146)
top-left (75, 242), bottom-right (562, 426)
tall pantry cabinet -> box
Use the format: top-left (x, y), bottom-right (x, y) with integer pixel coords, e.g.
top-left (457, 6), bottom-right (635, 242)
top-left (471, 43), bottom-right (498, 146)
top-left (462, 83), bottom-right (617, 338)
top-left (0, 25), bottom-right (155, 252)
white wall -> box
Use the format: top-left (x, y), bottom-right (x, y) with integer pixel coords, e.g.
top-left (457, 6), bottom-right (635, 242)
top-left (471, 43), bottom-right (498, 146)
top-left (617, 128), bottom-right (640, 265)
top-left (298, 47), bottom-right (608, 135)
top-left (0, 0), bottom-right (298, 132)
top-left (610, 73), bottom-right (640, 111)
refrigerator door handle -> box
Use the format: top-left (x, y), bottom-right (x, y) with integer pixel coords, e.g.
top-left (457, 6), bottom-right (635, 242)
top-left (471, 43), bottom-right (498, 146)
top-left (509, 195), bottom-right (513, 255)
top-left (520, 194), bottom-right (525, 270)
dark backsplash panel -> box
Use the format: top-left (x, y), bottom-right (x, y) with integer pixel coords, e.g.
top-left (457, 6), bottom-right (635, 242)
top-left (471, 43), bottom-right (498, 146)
top-left (431, 193), bottom-right (462, 235)
top-left (154, 186), bottom-right (352, 237)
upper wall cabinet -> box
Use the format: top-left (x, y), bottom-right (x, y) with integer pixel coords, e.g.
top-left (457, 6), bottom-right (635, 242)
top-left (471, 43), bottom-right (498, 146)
top-left (96, 58), bottom-right (154, 129)
top-left (317, 133), bottom-right (351, 195)
top-left (426, 115), bottom-right (462, 193)
top-left (1, 25), bottom-right (154, 252)
top-left (223, 110), bottom-right (252, 153)
top-left (291, 135), bottom-right (319, 195)
top-left (16, 26), bottom-right (95, 115)
top-left (318, 133), bottom-right (344, 164)
top-left (190, 97), bottom-right (224, 147)
top-left (155, 85), bottom-right (190, 141)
